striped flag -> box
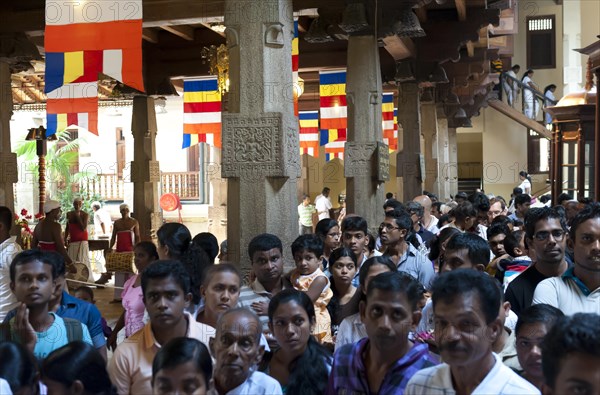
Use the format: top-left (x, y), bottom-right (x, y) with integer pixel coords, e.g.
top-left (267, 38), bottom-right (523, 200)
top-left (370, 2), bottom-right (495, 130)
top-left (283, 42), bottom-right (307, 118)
top-left (46, 82), bottom-right (99, 135)
top-left (292, 19), bottom-right (300, 116)
top-left (382, 93), bottom-right (397, 151)
top-left (391, 108), bottom-right (398, 151)
top-left (319, 69), bottom-right (347, 147)
top-left (183, 77), bottom-right (222, 148)
top-left (44, 0), bottom-right (144, 92)
top-left (325, 141), bottom-right (345, 161)
top-left (299, 111), bottom-right (319, 157)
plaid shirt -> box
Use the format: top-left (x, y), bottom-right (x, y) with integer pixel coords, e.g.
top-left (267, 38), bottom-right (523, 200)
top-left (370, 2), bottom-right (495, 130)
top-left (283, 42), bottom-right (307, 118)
top-left (327, 338), bottom-right (438, 395)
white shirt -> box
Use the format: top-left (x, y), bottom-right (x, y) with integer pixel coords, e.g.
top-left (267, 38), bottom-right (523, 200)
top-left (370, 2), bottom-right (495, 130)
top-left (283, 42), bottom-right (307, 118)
top-left (405, 353), bottom-right (540, 395)
top-left (93, 208), bottom-right (112, 236)
top-left (0, 236), bottom-right (22, 322)
top-left (208, 371), bottom-right (282, 395)
top-left (315, 194), bottom-right (332, 220)
top-left (334, 312), bottom-right (366, 351)
top-left (518, 179), bottom-right (531, 195)
top-left (532, 275), bottom-right (600, 315)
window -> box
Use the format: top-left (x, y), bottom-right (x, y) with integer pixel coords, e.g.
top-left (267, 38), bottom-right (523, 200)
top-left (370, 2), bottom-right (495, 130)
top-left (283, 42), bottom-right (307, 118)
top-left (526, 15), bottom-right (556, 69)
top-left (527, 129), bottom-right (550, 174)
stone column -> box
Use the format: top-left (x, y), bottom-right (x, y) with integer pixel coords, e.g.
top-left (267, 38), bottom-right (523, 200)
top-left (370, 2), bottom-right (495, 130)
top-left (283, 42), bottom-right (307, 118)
top-left (396, 81), bottom-right (423, 202)
top-left (448, 127), bottom-right (459, 197)
top-left (223, 0), bottom-right (301, 274)
top-left (420, 91), bottom-right (438, 193)
top-left (436, 107), bottom-right (450, 200)
top-left (345, 34), bottom-right (386, 230)
top-left (207, 147), bottom-right (227, 245)
top-left (130, 96), bottom-right (162, 241)
top-left (0, 61), bottom-right (18, 211)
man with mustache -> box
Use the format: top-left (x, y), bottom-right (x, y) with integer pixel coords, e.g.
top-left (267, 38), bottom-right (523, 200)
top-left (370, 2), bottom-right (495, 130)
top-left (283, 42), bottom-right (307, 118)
top-left (327, 272), bottom-right (437, 395)
top-left (505, 208), bottom-right (570, 316)
top-left (405, 270), bottom-right (540, 395)
top-left (532, 203), bottom-right (600, 314)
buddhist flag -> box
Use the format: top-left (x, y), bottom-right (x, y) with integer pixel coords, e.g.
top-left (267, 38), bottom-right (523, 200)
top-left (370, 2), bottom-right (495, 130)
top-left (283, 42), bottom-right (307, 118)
top-left (391, 108), bottom-right (399, 151)
top-left (292, 19), bottom-right (300, 116)
top-left (44, 0), bottom-right (144, 92)
top-left (382, 93), bottom-right (397, 151)
top-left (319, 69), bottom-right (347, 147)
top-left (183, 77), bottom-right (222, 148)
top-left (325, 141), bottom-right (345, 162)
top-left (46, 82), bottom-right (99, 135)
top-left (299, 111), bottom-right (319, 157)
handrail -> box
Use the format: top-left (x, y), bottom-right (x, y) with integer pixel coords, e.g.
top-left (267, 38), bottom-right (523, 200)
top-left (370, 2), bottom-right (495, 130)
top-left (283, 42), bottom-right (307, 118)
top-left (501, 72), bottom-right (558, 105)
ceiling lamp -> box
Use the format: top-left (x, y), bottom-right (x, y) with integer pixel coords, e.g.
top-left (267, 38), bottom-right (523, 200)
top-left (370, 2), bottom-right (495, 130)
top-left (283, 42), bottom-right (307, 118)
top-left (393, 8), bottom-right (426, 38)
top-left (201, 44), bottom-right (229, 94)
top-left (430, 64), bottom-right (449, 84)
top-left (305, 17), bottom-right (334, 43)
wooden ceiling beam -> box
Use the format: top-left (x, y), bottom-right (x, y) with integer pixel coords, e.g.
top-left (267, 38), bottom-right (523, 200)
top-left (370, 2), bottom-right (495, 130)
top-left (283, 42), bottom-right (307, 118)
top-left (160, 25), bottom-right (195, 41)
top-left (143, 28), bottom-right (160, 44)
top-left (455, 0), bottom-right (467, 21)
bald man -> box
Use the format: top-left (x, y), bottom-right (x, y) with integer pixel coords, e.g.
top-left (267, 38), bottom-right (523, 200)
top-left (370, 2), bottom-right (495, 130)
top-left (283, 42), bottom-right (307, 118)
top-left (413, 195), bottom-right (439, 234)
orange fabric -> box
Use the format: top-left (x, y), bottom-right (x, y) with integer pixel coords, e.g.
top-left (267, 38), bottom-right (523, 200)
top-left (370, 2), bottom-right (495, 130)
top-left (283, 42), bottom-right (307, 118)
top-left (45, 21), bottom-right (142, 52)
top-left (68, 223), bottom-right (88, 242)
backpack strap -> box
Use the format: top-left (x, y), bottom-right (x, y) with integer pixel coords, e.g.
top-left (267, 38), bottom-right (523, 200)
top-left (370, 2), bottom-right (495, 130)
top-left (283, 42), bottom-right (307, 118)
top-left (62, 318), bottom-right (84, 342)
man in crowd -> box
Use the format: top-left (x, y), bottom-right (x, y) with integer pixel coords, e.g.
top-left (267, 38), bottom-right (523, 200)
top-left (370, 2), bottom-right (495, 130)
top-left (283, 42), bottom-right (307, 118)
top-left (503, 64), bottom-right (521, 107)
top-left (328, 272), bottom-right (437, 394)
top-left (109, 260), bottom-right (214, 394)
top-left (413, 195), bottom-right (439, 234)
top-left (341, 216), bottom-right (381, 287)
top-left (297, 194), bottom-right (316, 235)
top-left (32, 200), bottom-right (73, 267)
top-left (64, 197), bottom-right (92, 282)
top-left (315, 187), bottom-right (332, 220)
top-left (405, 201), bottom-right (435, 250)
top-left (533, 203), bottom-right (600, 314)
top-left (505, 207), bottom-right (569, 316)
top-left (0, 206), bottom-right (22, 321)
top-left (91, 201), bottom-right (112, 275)
top-left (405, 270), bottom-right (539, 395)
top-left (488, 197), bottom-right (508, 224)
top-left (509, 194), bottom-right (531, 223)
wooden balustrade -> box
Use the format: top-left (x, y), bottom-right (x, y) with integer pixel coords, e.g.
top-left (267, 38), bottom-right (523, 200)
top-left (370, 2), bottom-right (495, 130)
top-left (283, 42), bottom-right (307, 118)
top-left (86, 172), bottom-right (200, 201)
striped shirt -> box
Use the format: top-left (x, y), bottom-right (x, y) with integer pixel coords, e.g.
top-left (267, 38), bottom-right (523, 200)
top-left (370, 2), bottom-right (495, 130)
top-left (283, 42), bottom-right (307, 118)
top-left (327, 338), bottom-right (438, 395)
top-left (237, 279), bottom-right (291, 332)
top-left (298, 203), bottom-right (316, 227)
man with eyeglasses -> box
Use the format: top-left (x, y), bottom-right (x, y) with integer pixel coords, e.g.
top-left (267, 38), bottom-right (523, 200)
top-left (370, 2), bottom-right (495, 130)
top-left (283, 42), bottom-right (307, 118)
top-left (379, 210), bottom-right (435, 290)
top-left (532, 203), bottom-right (600, 315)
top-left (505, 208), bottom-right (570, 317)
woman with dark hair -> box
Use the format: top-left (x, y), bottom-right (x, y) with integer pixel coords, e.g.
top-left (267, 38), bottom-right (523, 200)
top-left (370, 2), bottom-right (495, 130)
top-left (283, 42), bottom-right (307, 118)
top-left (152, 337), bottom-right (212, 395)
top-left (42, 341), bottom-right (115, 395)
top-left (156, 223), bottom-right (212, 306)
top-left (263, 289), bottom-right (332, 395)
top-left (314, 218), bottom-right (341, 267)
top-left (0, 342), bottom-right (39, 395)
top-left (522, 69), bottom-right (540, 119)
top-left (326, 247), bottom-right (360, 339)
top-left (428, 227), bottom-right (461, 272)
top-left (108, 241), bottom-right (159, 350)
top-left (518, 171), bottom-right (532, 195)
top-left (543, 84), bottom-right (557, 125)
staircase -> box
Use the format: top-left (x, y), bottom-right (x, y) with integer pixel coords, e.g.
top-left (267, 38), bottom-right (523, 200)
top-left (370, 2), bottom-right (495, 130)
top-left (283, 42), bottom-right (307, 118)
top-left (458, 178), bottom-right (482, 194)
top-left (487, 99), bottom-right (551, 139)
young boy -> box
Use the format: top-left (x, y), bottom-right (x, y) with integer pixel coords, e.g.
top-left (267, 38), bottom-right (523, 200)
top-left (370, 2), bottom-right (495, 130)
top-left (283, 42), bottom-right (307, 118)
top-left (3, 250), bottom-right (92, 359)
top-left (496, 230), bottom-right (532, 289)
top-left (73, 286), bottom-right (113, 340)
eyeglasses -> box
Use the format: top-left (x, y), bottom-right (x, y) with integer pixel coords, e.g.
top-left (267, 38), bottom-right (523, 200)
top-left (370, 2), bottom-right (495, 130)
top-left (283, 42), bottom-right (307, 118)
top-left (533, 230), bottom-right (566, 241)
top-left (379, 223), bottom-right (401, 232)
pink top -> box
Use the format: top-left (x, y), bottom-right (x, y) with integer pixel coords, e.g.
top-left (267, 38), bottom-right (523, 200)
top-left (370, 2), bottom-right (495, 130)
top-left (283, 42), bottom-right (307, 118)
top-left (121, 274), bottom-right (145, 337)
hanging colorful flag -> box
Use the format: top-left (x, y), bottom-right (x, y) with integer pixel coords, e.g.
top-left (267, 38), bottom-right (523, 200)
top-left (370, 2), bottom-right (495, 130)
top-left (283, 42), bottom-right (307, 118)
top-left (382, 92), bottom-right (397, 151)
top-left (324, 141), bottom-right (345, 162)
top-left (319, 69), bottom-right (347, 145)
top-left (299, 111), bottom-right (319, 157)
top-left (44, 0), bottom-right (144, 92)
top-left (292, 19), bottom-right (300, 117)
top-left (46, 82), bottom-right (99, 135)
top-left (391, 108), bottom-right (398, 151)
top-left (182, 77), bottom-right (222, 148)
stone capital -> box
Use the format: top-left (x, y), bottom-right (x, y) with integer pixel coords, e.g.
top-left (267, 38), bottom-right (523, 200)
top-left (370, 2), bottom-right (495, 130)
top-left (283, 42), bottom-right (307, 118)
top-left (344, 142), bottom-right (377, 178)
top-left (0, 153), bottom-right (18, 183)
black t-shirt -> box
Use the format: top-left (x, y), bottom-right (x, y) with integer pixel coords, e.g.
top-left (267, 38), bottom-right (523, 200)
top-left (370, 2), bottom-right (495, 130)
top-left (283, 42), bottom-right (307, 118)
top-left (505, 265), bottom-right (548, 317)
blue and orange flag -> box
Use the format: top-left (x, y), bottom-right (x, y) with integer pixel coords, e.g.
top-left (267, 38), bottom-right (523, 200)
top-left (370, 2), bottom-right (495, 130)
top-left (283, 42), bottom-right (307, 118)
top-left (292, 19), bottom-right (300, 117)
top-left (183, 77), bottom-right (222, 148)
top-left (319, 70), bottom-right (347, 161)
top-left (46, 82), bottom-right (99, 135)
top-left (299, 111), bottom-right (319, 157)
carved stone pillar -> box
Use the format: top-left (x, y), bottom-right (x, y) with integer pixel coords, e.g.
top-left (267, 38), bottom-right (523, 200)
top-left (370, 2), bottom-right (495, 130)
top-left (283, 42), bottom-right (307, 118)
top-left (396, 81), bottom-right (423, 202)
top-left (0, 61), bottom-right (18, 211)
top-left (436, 106), bottom-right (450, 200)
top-left (345, 34), bottom-right (386, 230)
top-left (131, 96), bottom-right (162, 241)
top-left (420, 92), bottom-right (438, 193)
top-left (448, 127), bottom-right (459, 197)
top-left (223, 0), bottom-right (300, 274)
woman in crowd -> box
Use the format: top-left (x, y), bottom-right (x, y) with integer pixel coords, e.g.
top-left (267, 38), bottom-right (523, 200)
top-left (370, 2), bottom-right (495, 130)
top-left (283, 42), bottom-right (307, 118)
top-left (0, 342), bottom-right (39, 395)
top-left (326, 247), bottom-right (360, 340)
top-left (195, 263), bottom-right (241, 328)
top-left (335, 256), bottom-right (396, 349)
top-left (518, 171), bottom-right (532, 195)
top-left (428, 227), bottom-right (461, 272)
top-left (515, 304), bottom-right (564, 390)
top-left (108, 241), bottom-right (159, 350)
top-left (42, 341), bottom-right (115, 395)
top-left (152, 337), bottom-right (212, 395)
top-left (314, 218), bottom-right (341, 270)
top-left (522, 69), bottom-right (540, 119)
top-left (263, 289), bottom-right (332, 395)
top-left (543, 84), bottom-right (557, 125)
top-left (156, 223), bottom-right (212, 307)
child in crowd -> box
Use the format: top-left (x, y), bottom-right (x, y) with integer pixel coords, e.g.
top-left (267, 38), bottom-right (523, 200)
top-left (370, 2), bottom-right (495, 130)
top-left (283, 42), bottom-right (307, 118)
top-left (73, 286), bottom-right (113, 341)
top-left (496, 230), bottom-right (532, 289)
top-left (289, 234), bottom-right (333, 345)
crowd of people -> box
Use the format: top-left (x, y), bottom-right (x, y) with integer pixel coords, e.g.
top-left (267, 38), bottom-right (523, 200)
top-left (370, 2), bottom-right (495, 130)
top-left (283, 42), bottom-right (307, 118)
top-left (0, 185), bottom-right (599, 394)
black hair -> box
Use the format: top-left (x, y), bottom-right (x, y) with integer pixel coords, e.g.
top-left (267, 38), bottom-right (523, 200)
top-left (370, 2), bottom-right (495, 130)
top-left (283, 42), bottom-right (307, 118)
top-left (539, 195), bottom-right (551, 204)
top-left (383, 199), bottom-right (404, 212)
top-left (42, 341), bottom-right (116, 395)
top-left (0, 206), bottom-right (13, 231)
top-left (569, 202), bottom-right (600, 241)
top-left (543, 84), bottom-right (557, 94)
top-left (512, 64), bottom-right (520, 71)
top-left (366, 271), bottom-right (425, 311)
top-left (522, 69), bottom-right (534, 80)
top-left (385, 192), bottom-right (394, 200)
top-left (486, 223), bottom-right (510, 240)
top-left (358, 256), bottom-right (396, 289)
top-left (291, 234), bottom-right (324, 258)
top-left (428, 227), bottom-right (461, 262)
top-left (248, 233), bottom-right (283, 260)
top-left (432, 201), bottom-right (443, 212)
top-left (328, 246), bottom-right (357, 267)
top-left (556, 193), bottom-right (572, 206)
top-left (425, 191), bottom-right (438, 201)
top-left (455, 192), bottom-right (468, 200)
top-left (491, 215), bottom-right (514, 228)
top-left (341, 216), bottom-right (368, 235)
top-left (515, 303), bottom-right (563, 337)
top-left (503, 230), bottom-right (526, 258)
top-left (152, 337), bottom-right (212, 387)
top-left (444, 232), bottom-right (491, 267)
top-left (192, 232), bottom-right (219, 263)
top-left (141, 260), bottom-right (191, 297)
top-left (135, 241), bottom-right (159, 260)
top-left (73, 285), bottom-right (94, 301)
top-left (468, 192), bottom-right (490, 212)
top-left (321, 187), bottom-right (330, 195)
top-left (0, 342), bottom-right (38, 394)
top-left (514, 194), bottom-right (531, 208)
top-left (524, 207), bottom-right (568, 240)
top-left (541, 313), bottom-right (600, 389)
top-left (431, 269), bottom-right (501, 324)
top-left (512, 187), bottom-right (523, 196)
top-left (315, 219), bottom-right (339, 239)
top-left (452, 201), bottom-right (477, 220)
top-left (10, 250), bottom-right (59, 283)
top-left (405, 201), bottom-right (424, 218)
top-left (156, 223), bottom-right (192, 260)
top-left (267, 289), bottom-right (332, 395)
top-left (385, 209), bottom-right (412, 232)
top-left (438, 214), bottom-right (452, 228)
top-left (202, 263), bottom-right (241, 288)
top-left (366, 231), bottom-right (376, 253)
